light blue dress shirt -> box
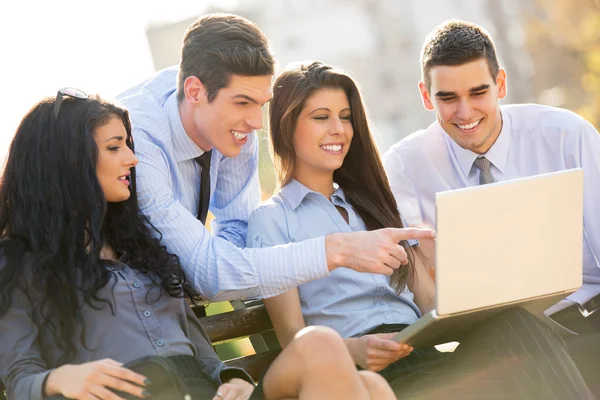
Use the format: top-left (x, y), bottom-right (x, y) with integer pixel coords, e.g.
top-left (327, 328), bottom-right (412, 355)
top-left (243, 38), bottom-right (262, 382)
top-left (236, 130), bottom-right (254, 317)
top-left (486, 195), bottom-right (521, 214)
top-left (117, 68), bottom-right (328, 300)
top-left (382, 104), bottom-right (600, 314)
top-left (246, 179), bottom-right (421, 338)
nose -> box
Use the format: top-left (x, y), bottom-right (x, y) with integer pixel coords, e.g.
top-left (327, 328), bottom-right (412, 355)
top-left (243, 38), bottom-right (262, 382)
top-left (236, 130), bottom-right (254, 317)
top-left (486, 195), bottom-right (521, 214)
top-left (246, 107), bottom-right (264, 131)
top-left (329, 117), bottom-right (344, 135)
top-left (125, 146), bottom-right (138, 167)
top-left (456, 98), bottom-right (474, 121)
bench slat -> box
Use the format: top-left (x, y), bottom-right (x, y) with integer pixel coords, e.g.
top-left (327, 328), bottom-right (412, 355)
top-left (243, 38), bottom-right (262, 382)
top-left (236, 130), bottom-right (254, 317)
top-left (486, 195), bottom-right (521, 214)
top-left (198, 304), bottom-right (274, 343)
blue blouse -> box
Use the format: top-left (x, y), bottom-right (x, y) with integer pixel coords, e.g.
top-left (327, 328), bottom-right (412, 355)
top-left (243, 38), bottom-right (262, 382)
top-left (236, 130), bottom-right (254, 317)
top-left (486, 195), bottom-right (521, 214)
top-left (247, 179), bottom-right (421, 338)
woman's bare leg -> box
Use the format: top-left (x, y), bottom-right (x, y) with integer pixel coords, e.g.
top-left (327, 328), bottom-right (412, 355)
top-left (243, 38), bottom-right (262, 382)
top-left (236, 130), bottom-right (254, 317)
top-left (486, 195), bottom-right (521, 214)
top-left (261, 326), bottom-right (394, 400)
top-left (358, 371), bottom-right (396, 400)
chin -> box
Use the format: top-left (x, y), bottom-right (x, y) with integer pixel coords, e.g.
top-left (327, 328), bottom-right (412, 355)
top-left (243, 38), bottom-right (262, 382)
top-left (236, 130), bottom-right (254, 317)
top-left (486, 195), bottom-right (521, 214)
top-left (106, 192), bottom-right (131, 203)
top-left (219, 146), bottom-right (242, 158)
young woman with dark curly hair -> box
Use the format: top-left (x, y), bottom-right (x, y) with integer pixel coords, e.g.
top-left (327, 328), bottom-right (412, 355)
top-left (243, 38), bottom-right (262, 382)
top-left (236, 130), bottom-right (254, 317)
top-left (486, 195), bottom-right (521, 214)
top-left (0, 90), bottom-right (396, 400)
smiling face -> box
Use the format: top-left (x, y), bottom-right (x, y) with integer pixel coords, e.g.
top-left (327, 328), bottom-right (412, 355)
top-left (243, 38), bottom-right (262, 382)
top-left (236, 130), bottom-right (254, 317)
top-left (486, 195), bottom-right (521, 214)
top-left (183, 74), bottom-right (273, 157)
top-left (94, 117), bottom-right (138, 202)
top-left (292, 88), bottom-right (354, 183)
top-left (419, 58), bottom-right (507, 154)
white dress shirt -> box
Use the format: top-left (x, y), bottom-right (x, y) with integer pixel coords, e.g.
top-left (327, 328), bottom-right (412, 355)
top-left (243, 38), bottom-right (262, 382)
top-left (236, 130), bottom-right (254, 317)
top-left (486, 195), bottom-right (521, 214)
top-left (383, 104), bottom-right (600, 314)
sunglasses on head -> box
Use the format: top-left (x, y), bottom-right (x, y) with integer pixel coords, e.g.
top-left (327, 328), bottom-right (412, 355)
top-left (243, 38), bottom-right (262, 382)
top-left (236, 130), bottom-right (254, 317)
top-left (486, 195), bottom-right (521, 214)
top-left (54, 87), bottom-right (88, 119)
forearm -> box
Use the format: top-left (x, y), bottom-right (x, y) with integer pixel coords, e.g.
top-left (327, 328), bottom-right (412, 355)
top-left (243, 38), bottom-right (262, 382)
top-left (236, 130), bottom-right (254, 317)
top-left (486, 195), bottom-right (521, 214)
top-left (263, 290), bottom-right (305, 348)
top-left (269, 321), bottom-right (303, 349)
top-left (409, 251), bottom-right (436, 314)
top-left (43, 366), bottom-right (66, 397)
top-left (203, 238), bottom-right (329, 300)
top-left (325, 232), bottom-right (349, 271)
top-left (343, 337), bottom-right (360, 365)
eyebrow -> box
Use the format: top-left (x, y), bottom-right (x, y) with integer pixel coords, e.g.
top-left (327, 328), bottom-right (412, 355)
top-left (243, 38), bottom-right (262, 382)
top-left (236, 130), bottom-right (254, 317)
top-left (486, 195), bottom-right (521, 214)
top-left (104, 135), bottom-right (125, 142)
top-left (233, 94), bottom-right (272, 105)
top-left (309, 107), bottom-right (351, 114)
top-left (435, 84), bottom-right (490, 97)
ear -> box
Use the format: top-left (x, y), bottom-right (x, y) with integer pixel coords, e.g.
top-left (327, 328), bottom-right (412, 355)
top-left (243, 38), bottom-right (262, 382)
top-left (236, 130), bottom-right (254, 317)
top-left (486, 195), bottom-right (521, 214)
top-left (418, 81), bottom-right (434, 111)
top-left (496, 68), bottom-right (507, 100)
top-left (183, 76), bottom-right (207, 104)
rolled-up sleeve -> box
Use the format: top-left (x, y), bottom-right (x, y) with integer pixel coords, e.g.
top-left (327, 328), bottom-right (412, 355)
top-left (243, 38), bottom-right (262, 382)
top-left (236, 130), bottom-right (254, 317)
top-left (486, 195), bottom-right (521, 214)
top-left (0, 287), bottom-right (53, 400)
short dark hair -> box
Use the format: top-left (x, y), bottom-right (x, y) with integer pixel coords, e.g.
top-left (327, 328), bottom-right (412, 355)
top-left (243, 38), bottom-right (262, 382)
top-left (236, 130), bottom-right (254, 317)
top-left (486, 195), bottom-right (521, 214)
top-left (421, 20), bottom-right (499, 90)
top-left (177, 13), bottom-right (276, 102)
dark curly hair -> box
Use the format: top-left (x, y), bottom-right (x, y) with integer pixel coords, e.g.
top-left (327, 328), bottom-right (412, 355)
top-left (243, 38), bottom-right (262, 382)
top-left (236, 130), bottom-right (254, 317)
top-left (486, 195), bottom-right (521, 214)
top-left (0, 94), bottom-right (190, 364)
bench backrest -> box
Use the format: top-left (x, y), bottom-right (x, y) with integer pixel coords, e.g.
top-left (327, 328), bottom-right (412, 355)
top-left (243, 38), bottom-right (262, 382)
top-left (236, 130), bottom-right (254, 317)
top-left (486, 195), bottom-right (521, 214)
top-left (196, 303), bottom-right (280, 381)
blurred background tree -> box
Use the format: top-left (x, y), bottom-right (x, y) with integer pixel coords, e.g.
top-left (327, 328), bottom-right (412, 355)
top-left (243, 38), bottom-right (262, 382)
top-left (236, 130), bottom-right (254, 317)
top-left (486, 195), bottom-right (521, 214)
top-left (523, 0), bottom-right (600, 128)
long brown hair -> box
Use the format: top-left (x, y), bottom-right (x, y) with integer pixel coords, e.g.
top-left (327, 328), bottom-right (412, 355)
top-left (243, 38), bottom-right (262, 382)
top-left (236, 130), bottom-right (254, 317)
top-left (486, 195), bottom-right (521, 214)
top-left (269, 61), bottom-right (418, 291)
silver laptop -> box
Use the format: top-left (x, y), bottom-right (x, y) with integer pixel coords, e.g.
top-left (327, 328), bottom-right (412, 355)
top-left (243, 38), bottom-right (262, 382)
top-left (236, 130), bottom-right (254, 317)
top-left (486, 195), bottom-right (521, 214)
top-left (392, 168), bottom-right (583, 347)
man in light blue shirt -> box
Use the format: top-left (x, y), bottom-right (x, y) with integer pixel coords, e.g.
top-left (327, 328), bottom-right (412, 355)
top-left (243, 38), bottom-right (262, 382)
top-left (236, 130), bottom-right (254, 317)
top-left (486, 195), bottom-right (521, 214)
top-left (383, 19), bottom-right (600, 393)
top-left (118, 13), bottom-right (433, 302)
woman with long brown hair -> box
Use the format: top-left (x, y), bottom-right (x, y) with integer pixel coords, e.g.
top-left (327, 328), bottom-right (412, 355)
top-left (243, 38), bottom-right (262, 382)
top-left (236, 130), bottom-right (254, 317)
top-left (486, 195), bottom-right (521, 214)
top-left (247, 61), bottom-right (594, 399)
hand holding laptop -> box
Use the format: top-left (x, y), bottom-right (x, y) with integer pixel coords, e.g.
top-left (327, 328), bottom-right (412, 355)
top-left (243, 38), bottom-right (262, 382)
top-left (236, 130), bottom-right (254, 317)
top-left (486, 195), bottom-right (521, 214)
top-left (347, 333), bottom-right (414, 372)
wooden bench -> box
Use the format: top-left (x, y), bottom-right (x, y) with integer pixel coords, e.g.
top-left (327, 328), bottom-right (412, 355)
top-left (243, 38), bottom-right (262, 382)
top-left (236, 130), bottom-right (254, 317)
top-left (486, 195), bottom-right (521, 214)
top-left (195, 301), bottom-right (281, 382)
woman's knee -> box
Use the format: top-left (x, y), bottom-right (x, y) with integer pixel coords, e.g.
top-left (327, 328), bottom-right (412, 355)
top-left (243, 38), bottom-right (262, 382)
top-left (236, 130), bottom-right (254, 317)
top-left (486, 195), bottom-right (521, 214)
top-left (291, 326), bottom-right (348, 359)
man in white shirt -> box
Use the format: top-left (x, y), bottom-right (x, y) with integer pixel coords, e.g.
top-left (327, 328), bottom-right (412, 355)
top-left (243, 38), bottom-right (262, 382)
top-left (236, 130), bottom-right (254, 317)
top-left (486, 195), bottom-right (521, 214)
top-left (382, 19), bottom-right (600, 393)
top-left (118, 13), bottom-right (433, 303)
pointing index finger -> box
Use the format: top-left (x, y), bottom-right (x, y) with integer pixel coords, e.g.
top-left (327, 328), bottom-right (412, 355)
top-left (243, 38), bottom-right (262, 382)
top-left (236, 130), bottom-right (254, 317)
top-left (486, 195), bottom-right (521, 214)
top-left (388, 227), bottom-right (436, 241)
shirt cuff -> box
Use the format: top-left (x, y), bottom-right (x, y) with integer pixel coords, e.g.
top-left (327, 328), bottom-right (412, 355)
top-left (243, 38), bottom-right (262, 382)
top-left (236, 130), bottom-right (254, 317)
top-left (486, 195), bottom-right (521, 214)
top-left (219, 366), bottom-right (255, 386)
top-left (26, 369), bottom-right (53, 400)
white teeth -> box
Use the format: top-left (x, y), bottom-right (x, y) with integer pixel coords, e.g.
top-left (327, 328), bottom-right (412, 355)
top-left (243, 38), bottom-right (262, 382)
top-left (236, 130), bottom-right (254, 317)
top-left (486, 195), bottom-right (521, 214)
top-left (118, 176), bottom-right (127, 180)
top-left (457, 120), bottom-right (481, 130)
top-left (320, 144), bottom-right (342, 152)
top-left (232, 130), bottom-right (248, 140)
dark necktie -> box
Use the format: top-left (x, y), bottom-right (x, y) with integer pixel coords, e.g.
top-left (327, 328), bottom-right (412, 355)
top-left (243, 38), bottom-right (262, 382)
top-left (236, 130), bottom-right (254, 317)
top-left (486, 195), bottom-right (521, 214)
top-left (194, 150), bottom-right (212, 225)
top-left (473, 156), bottom-right (495, 185)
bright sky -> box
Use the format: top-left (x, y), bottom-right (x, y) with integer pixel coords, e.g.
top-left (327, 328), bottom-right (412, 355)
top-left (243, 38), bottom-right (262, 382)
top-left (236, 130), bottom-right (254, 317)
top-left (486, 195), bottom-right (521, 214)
top-left (0, 0), bottom-right (240, 160)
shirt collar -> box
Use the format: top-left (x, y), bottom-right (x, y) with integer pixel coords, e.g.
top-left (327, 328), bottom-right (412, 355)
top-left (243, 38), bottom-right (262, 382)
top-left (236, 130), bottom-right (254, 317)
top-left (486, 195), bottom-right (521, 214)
top-left (446, 106), bottom-right (512, 177)
top-left (165, 92), bottom-right (206, 162)
top-left (280, 179), bottom-right (346, 210)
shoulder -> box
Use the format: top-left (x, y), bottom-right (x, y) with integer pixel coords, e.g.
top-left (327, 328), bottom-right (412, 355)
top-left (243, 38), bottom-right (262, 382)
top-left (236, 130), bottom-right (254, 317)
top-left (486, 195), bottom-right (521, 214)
top-left (383, 123), bottom-right (446, 167)
top-left (505, 104), bottom-right (596, 138)
top-left (117, 67), bottom-right (179, 144)
top-left (247, 196), bottom-right (291, 247)
top-left (248, 196), bottom-right (288, 229)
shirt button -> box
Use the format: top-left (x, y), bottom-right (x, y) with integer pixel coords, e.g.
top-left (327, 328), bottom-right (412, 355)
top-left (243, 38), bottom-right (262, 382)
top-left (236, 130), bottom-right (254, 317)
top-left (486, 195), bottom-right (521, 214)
top-left (143, 310), bottom-right (152, 317)
top-left (377, 301), bottom-right (385, 306)
top-left (133, 281), bottom-right (141, 288)
top-left (253, 234), bottom-right (259, 241)
top-left (156, 339), bottom-right (164, 347)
